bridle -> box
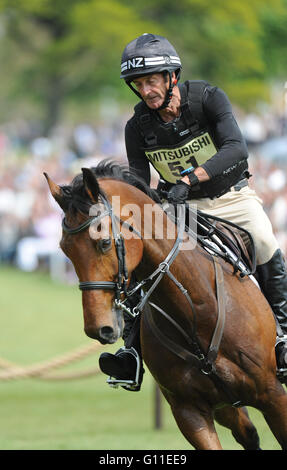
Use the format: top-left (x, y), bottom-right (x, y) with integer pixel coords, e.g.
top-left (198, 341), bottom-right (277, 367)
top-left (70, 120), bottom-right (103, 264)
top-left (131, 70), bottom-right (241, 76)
top-left (62, 193), bottom-right (142, 301)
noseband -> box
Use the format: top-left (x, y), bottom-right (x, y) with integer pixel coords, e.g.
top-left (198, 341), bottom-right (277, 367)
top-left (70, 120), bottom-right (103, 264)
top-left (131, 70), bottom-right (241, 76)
top-left (62, 194), bottom-right (142, 300)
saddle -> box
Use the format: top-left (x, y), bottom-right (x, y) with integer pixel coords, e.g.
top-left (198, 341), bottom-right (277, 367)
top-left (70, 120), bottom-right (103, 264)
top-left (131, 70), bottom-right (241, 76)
top-left (165, 204), bottom-right (256, 278)
top-left (196, 210), bottom-right (256, 276)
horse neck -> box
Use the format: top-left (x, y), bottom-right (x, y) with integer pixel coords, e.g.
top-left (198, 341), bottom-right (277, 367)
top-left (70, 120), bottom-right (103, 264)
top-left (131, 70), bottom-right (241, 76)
top-left (137, 200), bottom-right (189, 277)
top-left (104, 180), bottom-right (199, 281)
top-left (135, 200), bottom-right (211, 302)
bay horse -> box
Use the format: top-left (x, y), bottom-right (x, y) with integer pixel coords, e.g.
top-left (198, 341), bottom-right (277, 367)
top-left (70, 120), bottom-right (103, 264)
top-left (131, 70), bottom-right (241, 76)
top-left (45, 161), bottom-right (287, 450)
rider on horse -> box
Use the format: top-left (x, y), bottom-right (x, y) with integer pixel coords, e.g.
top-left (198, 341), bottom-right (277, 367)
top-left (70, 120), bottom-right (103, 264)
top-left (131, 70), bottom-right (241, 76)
top-left (99, 33), bottom-right (287, 389)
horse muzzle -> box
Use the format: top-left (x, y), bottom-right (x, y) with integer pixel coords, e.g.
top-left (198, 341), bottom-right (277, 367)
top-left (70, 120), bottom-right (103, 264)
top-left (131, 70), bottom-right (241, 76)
top-left (84, 324), bottom-right (120, 344)
top-left (83, 301), bottom-right (123, 344)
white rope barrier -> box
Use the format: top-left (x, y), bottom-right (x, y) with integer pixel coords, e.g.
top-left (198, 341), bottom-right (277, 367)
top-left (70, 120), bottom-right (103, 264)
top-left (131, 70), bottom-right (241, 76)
top-left (0, 342), bottom-right (104, 381)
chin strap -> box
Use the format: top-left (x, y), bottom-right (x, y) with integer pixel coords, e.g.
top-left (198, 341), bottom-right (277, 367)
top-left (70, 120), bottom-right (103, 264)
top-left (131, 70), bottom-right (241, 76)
top-left (157, 71), bottom-right (176, 110)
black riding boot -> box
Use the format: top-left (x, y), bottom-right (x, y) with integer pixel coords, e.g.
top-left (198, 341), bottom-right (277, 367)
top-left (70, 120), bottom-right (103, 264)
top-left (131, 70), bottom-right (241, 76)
top-left (99, 293), bottom-right (144, 391)
top-left (256, 249), bottom-right (287, 381)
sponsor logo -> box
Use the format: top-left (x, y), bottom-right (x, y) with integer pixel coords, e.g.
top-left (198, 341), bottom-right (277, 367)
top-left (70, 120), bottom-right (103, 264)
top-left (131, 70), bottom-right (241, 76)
top-left (179, 129), bottom-right (190, 137)
top-left (144, 132), bottom-right (217, 183)
top-left (146, 134), bottom-right (212, 163)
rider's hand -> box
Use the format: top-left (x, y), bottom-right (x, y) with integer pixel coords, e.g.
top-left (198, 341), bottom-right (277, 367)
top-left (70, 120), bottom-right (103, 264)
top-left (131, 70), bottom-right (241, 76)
top-left (167, 181), bottom-right (191, 205)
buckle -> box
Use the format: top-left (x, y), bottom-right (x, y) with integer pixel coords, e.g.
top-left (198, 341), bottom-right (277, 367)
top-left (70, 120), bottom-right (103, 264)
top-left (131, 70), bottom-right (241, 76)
top-left (231, 179), bottom-right (248, 192)
top-left (114, 299), bottom-right (141, 317)
top-left (159, 261), bottom-right (170, 273)
top-left (200, 360), bottom-right (214, 376)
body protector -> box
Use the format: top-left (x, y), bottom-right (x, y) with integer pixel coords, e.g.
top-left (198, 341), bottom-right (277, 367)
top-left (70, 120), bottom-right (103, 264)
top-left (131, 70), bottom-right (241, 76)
top-left (132, 80), bottom-right (249, 199)
top-left (120, 33), bottom-right (182, 109)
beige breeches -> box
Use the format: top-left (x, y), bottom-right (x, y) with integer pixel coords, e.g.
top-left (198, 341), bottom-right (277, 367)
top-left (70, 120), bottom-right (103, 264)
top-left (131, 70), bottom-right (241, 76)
top-left (189, 186), bottom-right (279, 265)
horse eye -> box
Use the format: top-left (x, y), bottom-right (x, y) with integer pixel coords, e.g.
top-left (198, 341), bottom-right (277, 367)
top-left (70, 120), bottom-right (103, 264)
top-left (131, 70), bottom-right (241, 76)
top-left (99, 238), bottom-right (112, 253)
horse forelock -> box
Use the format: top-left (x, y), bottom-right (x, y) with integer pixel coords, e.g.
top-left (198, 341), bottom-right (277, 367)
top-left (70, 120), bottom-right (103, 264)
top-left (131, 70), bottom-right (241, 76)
top-left (60, 159), bottom-right (160, 214)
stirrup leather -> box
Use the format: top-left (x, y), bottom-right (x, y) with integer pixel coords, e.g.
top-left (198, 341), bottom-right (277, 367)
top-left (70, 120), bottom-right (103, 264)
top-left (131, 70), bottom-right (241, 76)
top-left (106, 347), bottom-right (141, 390)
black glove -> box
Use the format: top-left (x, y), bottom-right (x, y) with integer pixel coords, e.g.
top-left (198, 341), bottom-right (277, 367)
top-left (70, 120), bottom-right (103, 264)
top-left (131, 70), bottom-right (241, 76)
top-left (156, 179), bottom-right (170, 199)
top-left (167, 181), bottom-right (191, 204)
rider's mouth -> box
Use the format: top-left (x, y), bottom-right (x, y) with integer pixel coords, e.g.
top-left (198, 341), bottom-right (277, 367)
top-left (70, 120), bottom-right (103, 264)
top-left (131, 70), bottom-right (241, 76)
top-left (146, 95), bottom-right (160, 103)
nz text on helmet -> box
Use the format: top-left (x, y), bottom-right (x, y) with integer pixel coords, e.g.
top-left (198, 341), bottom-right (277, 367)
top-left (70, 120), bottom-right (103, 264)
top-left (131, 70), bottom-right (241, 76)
top-left (121, 55), bottom-right (182, 74)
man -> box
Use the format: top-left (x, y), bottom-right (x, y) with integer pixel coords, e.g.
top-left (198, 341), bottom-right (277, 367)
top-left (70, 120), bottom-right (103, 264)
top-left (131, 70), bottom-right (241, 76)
top-left (99, 33), bottom-right (287, 389)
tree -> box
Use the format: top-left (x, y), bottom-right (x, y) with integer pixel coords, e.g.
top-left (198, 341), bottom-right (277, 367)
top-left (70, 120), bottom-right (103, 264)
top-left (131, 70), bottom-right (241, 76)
top-left (0, 0), bottom-right (286, 132)
top-left (259, 0), bottom-right (287, 81)
top-left (0, 0), bottom-right (157, 133)
top-left (130, 0), bottom-right (287, 107)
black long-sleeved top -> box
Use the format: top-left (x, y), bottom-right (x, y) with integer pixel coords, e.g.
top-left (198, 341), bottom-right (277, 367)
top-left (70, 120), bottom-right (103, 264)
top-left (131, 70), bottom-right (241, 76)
top-left (125, 81), bottom-right (249, 199)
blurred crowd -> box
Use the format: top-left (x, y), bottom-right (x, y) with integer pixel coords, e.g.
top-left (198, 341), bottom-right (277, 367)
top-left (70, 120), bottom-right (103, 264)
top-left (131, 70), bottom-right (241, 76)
top-left (0, 109), bottom-right (286, 283)
top-left (0, 115), bottom-right (129, 282)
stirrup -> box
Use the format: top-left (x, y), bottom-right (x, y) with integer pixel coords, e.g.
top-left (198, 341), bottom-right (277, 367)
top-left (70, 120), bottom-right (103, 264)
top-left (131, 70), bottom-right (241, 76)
top-left (106, 347), bottom-right (141, 391)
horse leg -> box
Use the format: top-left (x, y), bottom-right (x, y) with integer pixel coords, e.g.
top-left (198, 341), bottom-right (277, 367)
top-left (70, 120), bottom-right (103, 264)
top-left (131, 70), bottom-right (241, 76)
top-left (214, 406), bottom-right (261, 450)
top-left (258, 381), bottom-right (287, 449)
top-left (168, 399), bottom-right (223, 450)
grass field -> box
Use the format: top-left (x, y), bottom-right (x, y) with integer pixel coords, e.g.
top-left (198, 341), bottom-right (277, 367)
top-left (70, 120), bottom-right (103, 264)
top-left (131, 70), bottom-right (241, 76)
top-left (0, 265), bottom-right (282, 450)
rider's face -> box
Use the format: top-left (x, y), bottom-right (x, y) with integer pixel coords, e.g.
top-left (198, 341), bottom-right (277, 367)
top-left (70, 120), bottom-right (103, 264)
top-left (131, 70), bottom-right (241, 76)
top-left (132, 73), bottom-right (169, 110)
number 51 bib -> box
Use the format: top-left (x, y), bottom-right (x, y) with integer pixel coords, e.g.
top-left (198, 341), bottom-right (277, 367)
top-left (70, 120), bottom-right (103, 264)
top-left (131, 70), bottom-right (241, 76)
top-left (145, 131), bottom-right (217, 183)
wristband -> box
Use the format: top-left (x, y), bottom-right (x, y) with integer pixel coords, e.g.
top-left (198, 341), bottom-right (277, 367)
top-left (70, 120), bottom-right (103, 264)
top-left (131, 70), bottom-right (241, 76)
top-left (187, 172), bottom-right (200, 187)
top-left (180, 166), bottom-right (195, 176)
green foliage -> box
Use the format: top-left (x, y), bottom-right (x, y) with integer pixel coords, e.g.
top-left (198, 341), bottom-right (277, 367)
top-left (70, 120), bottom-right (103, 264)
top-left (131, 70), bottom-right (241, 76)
top-left (0, 0), bottom-right (158, 131)
top-left (0, 0), bottom-right (286, 130)
top-left (127, 0), bottom-right (285, 108)
top-left (259, 0), bottom-right (287, 80)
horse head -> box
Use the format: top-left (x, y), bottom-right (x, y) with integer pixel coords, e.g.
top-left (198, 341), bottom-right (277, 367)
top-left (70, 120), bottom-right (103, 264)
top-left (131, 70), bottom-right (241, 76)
top-left (44, 166), bottom-right (143, 344)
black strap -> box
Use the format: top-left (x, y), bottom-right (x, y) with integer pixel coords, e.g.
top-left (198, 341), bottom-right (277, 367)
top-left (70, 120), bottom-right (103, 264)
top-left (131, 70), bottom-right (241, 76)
top-left (139, 113), bottom-right (158, 146)
top-left (79, 281), bottom-right (116, 291)
top-left (180, 80), bottom-right (209, 134)
top-left (135, 80), bottom-right (209, 148)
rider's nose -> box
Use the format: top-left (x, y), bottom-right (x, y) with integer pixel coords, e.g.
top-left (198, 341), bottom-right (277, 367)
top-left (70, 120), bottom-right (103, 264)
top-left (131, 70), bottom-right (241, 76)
top-left (141, 85), bottom-right (151, 98)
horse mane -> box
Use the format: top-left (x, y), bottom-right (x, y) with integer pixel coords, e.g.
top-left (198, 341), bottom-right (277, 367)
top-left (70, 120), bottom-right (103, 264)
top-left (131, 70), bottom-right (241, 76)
top-left (61, 159), bottom-right (161, 214)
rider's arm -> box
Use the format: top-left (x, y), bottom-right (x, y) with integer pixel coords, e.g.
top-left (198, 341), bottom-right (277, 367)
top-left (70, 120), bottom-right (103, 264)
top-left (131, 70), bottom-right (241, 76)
top-left (125, 120), bottom-right (151, 185)
top-left (200, 86), bottom-right (248, 179)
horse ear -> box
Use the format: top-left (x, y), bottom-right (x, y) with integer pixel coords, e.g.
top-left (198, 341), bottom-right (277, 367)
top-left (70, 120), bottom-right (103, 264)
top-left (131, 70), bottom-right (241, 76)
top-left (82, 167), bottom-right (100, 203)
top-left (43, 173), bottom-right (68, 211)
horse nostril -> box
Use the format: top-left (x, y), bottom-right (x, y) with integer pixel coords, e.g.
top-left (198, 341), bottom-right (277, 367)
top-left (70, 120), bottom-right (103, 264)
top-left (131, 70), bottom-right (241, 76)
top-left (99, 326), bottom-right (115, 342)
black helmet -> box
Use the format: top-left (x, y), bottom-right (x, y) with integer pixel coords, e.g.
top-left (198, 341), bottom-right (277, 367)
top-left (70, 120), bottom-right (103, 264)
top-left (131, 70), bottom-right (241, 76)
top-left (120, 33), bottom-right (182, 81)
top-left (120, 33), bottom-right (182, 109)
